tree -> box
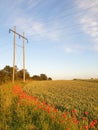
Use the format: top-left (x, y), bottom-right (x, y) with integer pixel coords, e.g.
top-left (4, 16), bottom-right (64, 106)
top-left (3, 65), bottom-right (13, 80)
top-left (0, 65), bottom-right (30, 83)
top-left (40, 74), bottom-right (47, 80)
top-left (48, 77), bottom-right (52, 80)
top-left (31, 75), bottom-right (41, 80)
top-left (16, 69), bottom-right (30, 80)
top-left (0, 70), bottom-right (6, 84)
top-left (25, 70), bottom-right (30, 80)
top-left (31, 74), bottom-right (52, 81)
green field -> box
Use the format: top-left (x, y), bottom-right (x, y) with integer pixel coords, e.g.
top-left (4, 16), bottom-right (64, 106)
top-left (23, 80), bottom-right (98, 113)
top-left (0, 80), bottom-right (98, 130)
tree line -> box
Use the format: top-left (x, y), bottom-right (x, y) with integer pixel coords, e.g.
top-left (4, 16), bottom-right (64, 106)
top-left (0, 65), bottom-right (52, 84)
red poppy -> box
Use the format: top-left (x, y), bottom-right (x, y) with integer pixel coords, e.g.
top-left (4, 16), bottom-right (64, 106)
top-left (84, 111), bottom-right (89, 115)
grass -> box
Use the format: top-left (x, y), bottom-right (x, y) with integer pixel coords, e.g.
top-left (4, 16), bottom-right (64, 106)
top-left (23, 80), bottom-right (98, 113)
top-left (0, 80), bottom-right (98, 130)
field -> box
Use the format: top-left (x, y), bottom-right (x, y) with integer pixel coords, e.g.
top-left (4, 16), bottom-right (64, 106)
top-left (0, 80), bottom-right (98, 130)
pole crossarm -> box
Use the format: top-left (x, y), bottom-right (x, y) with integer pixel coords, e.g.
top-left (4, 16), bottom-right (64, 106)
top-left (9, 29), bottom-right (28, 43)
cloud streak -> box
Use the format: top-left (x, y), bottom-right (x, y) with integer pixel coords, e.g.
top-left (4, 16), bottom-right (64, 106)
top-left (75, 0), bottom-right (98, 51)
top-left (1, 0), bottom-right (61, 41)
top-left (10, 16), bottom-right (61, 41)
top-left (3, 0), bottom-right (98, 50)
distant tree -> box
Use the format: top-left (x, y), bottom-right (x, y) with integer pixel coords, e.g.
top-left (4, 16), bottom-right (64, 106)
top-left (0, 65), bottom-right (30, 83)
top-left (16, 69), bottom-right (30, 80)
top-left (16, 70), bottom-right (23, 80)
top-left (31, 74), bottom-right (52, 81)
top-left (48, 77), bottom-right (52, 80)
top-left (31, 75), bottom-right (41, 80)
top-left (73, 78), bottom-right (77, 80)
top-left (0, 70), bottom-right (6, 84)
top-left (25, 70), bottom-right (30, 79)
top-left (40, 74), bottom-right (47, 80)
top-left (3, 65), bottom-right (13, 80)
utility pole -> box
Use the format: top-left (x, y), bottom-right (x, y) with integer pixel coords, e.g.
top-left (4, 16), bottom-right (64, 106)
top-left (23, 32), bottom-right (25, 82)
top-left (9, 27), bottom-right (28, 83)
top-left (13, 26), bottom-right (16, 83)
top-left (10, 26), bottom-right (16, 83)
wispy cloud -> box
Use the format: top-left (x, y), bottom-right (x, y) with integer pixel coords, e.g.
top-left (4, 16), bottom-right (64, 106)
top-left (94, 42), bottom-right (98, 51)
top-left (2, 0), bottom-right (61, 41)
top-left (65, 47), bottom-right (74, 53)
top-left (9, 16), bottom-right (61, 41)
top-left (64, 44), bottom-right (87, 54)
top-left (27, 0), bottom-right (42, 10)
top-left (75, 0), bottom-right (98, 51)
top-left (10, 0), bottom-right (42, 11)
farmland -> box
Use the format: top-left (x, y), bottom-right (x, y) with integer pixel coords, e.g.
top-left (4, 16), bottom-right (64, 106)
top-left (0, 80), bottom-right (98, 130)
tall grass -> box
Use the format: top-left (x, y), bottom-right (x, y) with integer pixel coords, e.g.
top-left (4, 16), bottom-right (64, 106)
top-left (23, 80), bottom-right (98, 115)
top-left (0, 80), bottom-right (98, 130)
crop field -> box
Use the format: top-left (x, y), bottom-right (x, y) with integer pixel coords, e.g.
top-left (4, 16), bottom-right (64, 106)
top-left (0, 80), bottom-right (98, 130)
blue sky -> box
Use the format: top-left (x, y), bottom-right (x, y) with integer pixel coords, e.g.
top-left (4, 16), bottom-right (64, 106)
top-left (0, 0), bottom-right (98, 79)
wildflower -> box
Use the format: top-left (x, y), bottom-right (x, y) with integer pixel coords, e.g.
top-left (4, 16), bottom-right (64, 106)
top-left (93, 119), bottom-right (97, 125)
top-left (53, 108), bottom-right (58, 113)
top-left (90, 121), bottom-right (94, 128)
top-left (84, 125), bottom-right (89, 130)
top-left (65, 111), bottom-right (69, 115)
top-left (84, 111), bottom-right (89, 115)
top-left (75, 119), bottom-right (79, 124)
top-left (46, 106), bottom-right (51, 113)
top-left (90, 120), bottom-right (97, 128)
top-left (59, 119), bottom-right (63, 124)
top-left (73, 117), bottom-right (79, 125)
top-left (82, 117), bottom-right (87, 120)
top-left (62, 113), bottom-right (66, 118)
top-left (72, 109), bottom-right (77, 114)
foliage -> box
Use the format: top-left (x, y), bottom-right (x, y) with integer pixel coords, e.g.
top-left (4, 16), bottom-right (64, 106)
top-left (0, 65), bottom-right (30, 84)
top-left (16, 69), bottom-right (30, 80)
top-left (0, 70), bottom-right (6, 84)
top-left (40, 74), bottom-right (47, 80)
top-left (48, 77), bottom-right (52, 80)
top-left (31, 75), bottom-right (41, 80)
top-left (31, 74), bottom-right (52, 81)
top-left (3, 65), bottom-right (13, 80)
top-left (0, 65), bottom-right (52, 84)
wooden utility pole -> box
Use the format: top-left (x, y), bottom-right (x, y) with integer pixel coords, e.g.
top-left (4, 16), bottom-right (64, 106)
top-left (23, 32), bottom-right (25, 82)
top-left (9, 27), bottom-right (28, 83)
top-left (13, 26), bottom-right (16, 83)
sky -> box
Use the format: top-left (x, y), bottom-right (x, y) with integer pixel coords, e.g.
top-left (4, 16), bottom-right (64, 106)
top-left (0, 0), bottom-right (98, 79)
